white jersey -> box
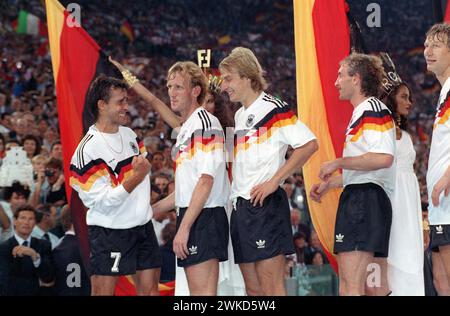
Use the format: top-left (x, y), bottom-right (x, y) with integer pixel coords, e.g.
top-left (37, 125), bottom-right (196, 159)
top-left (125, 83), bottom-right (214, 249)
top-left (173, 107), bottom-right (229, 208)
top-left (69, 125), bottom-right (152, 229)
top-left (427, 77), bottom-right (450, 225)
top-left (343, 97), bottom-right (396, 196)
top-left (231, 92), bottom-right (316, 201)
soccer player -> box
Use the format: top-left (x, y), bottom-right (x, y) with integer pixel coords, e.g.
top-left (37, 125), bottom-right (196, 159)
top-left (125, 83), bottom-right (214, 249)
top-left (69, 76), bottom-right (161, 296)
top-left (424, 23), bottom-right (450, 294)
top-left (310, 53), bottom-right (395, 296)
top-left (151, 61), bottom-right (230, 295)
top-left (219, 47), bottom-right (318, 296)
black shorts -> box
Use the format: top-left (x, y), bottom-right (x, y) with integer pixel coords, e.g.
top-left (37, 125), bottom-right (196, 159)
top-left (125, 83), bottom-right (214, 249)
top-left (230, 187), bottom-right (294, 264)
top-left (430, 224), bottom-right (450, 252)
top-left (88, 220), bottom-right (162, 276)
top-left (333, 183), bottom-right (392, 258)
top-left (176, 206), bottom-right (229, 268)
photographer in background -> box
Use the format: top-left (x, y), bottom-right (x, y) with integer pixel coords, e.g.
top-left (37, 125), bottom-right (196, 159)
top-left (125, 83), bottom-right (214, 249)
top-left (29, 157), bottom-right (66, 208)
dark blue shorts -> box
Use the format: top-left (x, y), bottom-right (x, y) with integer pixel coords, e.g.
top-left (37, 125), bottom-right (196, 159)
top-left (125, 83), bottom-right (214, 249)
top-left (176, 206), bottom-right (229, 268)
top-left (430, 224), bottom-right (450, 252)
top-left (230, 187), bottom-right (294, 264)
top-left (333, 183), bottom-right (392, 258)
top-left (88, 220), bottom-right (162, 276)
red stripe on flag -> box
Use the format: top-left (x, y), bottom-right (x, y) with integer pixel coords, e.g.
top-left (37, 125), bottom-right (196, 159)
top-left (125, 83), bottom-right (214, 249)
top-left (312, 0), bottom-right (353, 158)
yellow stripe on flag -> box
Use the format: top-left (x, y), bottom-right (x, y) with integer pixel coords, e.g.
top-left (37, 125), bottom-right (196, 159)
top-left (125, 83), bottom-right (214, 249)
top-left (294, 0), bottom-right (341, 257)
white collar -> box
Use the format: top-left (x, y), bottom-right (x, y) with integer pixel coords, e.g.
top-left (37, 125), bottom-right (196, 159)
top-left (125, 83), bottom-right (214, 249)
top-left (14, 233), bottom-right (31, 246)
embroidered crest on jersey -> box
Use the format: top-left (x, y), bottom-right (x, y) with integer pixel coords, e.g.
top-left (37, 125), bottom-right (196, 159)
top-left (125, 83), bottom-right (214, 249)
top-left (130, 142), bottom-right (138, 154)
top-left (246, 114), bottom-right (255, 127)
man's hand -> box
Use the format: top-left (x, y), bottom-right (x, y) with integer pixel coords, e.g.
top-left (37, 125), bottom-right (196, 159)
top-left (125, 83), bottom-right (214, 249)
top-left (132, 154), bottom-right (151, 176)
top-left (310, 181), bottom-right (331, 203)
top-left (250, 178), bottom-right (279, 207)
top-left (173, 227), bottom-right (190, 260)
top-left (36, 170), bottom-right (45, 185)
top-left (12, 245), bottom-right (38, 261)
top-left (319, 160), bottom-right (340, 181)
top-left (108, 56), bottom-right (126, 72)
top-left (431, 172), bottom-right (450, 207)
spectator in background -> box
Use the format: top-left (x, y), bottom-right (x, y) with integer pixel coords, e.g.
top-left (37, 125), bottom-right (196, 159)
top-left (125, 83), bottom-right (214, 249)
top-left (159, 222), bottom-right (176, 282)
top-left (292, 231), bottom-right (313, 266)
top-left (22, 134), bottom-right (41, 159)
top-left (0, 133), bottom-right (6, 165)
top-left (153, 172), bottom-right (171, 196)
top-left (282, 176), bottom-right (299, 210)
top-left (0, 204), bottom-right (11, 241)
top-left (29, 158), bottom-right (66, 208)
top-left (49, 141), bottom-right (62, 161)
top-left (1, 181), bottom-right (31, 241)
top-left (31, 204), bottom-right (59, 249)
top-left (290, 208), bottom-right (311, 241)
top-left (42, 128), bottom-right (58, 152)
top-left (52, 205), bottom-right (91, 296)
top-left (0, 205), bottom-right (54, 295)
top-left (0, 113), bottom-right (12, 135)
top-left (0, 93), bottom-right (11, 114)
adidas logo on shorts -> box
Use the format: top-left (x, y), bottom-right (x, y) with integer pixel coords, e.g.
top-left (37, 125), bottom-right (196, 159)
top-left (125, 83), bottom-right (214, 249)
top-left (436, 225), bottom-right (444, 234)
top-left (335, 234), bottom-right (344, 243)
top-left (189, 245), bottom-right (198, 255)
top-left (256, 239), bottom-right (266, 249)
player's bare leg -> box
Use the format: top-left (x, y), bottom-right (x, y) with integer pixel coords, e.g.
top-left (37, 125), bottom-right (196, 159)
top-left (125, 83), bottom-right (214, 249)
top-left (185, 259), bottom-right (219, 296)
top-left (90, 275), bottom-right (118, 296)
top-left (239, 262), bottom-right (262, 296)
top-left (255, 254), bottom-right (287, 296)
top-left (337, 251), bottom-right (373, 296)
top-left (365, 257), bottom-right (390, 296)
top-left (133, 268), bottom-right (161, 296)
top-left (433, 250), bottom-right (450, 295)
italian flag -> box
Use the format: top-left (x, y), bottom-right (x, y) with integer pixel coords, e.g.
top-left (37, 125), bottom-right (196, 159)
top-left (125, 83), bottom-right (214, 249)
top-left (13, 10), bottom-right (47, 36)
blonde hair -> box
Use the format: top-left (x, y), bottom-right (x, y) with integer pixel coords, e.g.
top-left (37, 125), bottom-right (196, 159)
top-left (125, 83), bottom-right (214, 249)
top-left (32, 154), bottom-right (47, 165)
top-left (167, 61), bottom-right (207, 105)
top-left (219, 47), bottom-right (268, 92)
top-left (426, 23), bottom-right (450, 49)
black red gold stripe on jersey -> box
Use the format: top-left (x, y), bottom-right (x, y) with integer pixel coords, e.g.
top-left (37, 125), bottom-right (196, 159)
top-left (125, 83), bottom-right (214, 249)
top-left (70, 156), bottom-right (135, 191)
top-left (434, 97), bottom-right (450, 129)
top-left (234, 107), bottom-right (297, 156)
top-left (174, 129), bottom-right (225, 166)
top-left (346, 109), bottom-right (394, 144)
top-left (136, 137), bottom-right (146, 154)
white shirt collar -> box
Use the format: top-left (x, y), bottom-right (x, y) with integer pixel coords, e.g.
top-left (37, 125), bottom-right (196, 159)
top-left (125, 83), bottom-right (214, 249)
top-left (14, 233), bottom-right (31, 246)
top-left (65, 230), bottom-right (76, 236)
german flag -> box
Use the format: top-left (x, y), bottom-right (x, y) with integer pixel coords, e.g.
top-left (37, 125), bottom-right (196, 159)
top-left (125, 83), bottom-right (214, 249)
top-left (45, 0), bottom-right (141, 295)
top-left (294, 0), bottom-right (354, 273)
top-left (120, 21), bottom-right (135, 42)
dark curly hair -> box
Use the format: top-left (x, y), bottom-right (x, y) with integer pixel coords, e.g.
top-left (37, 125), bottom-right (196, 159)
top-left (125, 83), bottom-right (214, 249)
top-left (85, 75), bottom-right (128, 122)
top-left (340, 53), bottom-right (385, 98)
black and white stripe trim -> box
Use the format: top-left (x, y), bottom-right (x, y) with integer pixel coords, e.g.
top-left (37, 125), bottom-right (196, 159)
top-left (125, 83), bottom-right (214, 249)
top-left (368, 98), bottom-right (382, 112)
top-left (262, 93), bottom-right (287, 108)
top-left (76, 134), bottom-right (93, 169)
top-left (198, 109), bottom-right (212, 130)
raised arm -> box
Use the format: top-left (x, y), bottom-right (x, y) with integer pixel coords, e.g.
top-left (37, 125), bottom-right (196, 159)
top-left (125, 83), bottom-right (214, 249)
top-left (109, 56), bottom-right (182, 128)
